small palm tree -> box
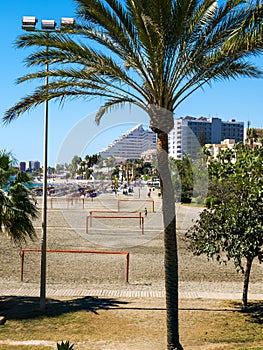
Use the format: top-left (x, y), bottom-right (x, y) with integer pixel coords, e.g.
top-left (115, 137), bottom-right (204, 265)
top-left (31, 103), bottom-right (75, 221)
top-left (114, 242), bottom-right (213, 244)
top-left (0, 150), bottom-right (38, 244)
top-left (4, 1), bottom-right (263, 349)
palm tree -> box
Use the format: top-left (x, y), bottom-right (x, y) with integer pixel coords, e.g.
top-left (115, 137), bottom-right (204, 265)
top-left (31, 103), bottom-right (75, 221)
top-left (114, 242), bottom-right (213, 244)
top-left (3, 1), bottom-right (263, 348)
top-left (0, 151), bottom-right (38, 244)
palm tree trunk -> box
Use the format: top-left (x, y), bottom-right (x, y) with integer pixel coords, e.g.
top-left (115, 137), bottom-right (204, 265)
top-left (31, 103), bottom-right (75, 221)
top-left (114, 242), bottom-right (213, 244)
top-left (242, 256), bottom-right (254, 308)
top-left (156, 131), bottom-right (183, 350)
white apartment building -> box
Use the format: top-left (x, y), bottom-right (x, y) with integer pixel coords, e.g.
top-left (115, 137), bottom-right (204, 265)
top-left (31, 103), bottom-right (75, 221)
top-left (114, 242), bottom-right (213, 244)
top-left (169, 116), bottom-right (244, 159)
top-left (205, 139), bottom-right (236, 159)
top-left (99, 124), bottom-right (157, 160)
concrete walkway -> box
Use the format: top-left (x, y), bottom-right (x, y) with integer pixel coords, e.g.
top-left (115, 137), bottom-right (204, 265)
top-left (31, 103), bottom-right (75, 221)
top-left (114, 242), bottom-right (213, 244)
top-left (0, 281), bottom-right (262, 300)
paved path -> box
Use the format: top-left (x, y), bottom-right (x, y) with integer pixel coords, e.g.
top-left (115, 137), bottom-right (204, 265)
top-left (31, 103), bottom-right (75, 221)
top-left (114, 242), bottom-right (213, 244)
top-left (0, 281), bottom-right (262, 300)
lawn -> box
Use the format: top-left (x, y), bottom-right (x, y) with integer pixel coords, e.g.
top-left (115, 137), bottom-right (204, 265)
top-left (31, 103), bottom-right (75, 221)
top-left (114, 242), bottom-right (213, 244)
top-left (0, 296), bottom-right (262, 349)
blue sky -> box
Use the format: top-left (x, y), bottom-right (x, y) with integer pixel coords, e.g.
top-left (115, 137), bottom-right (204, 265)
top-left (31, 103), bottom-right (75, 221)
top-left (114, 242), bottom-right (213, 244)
top-left (1, 0), bottom-right (263, 166)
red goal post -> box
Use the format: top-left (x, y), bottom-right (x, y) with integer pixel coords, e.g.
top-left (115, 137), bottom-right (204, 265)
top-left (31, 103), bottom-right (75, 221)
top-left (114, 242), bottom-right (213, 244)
top-left (85, 215), bottom-right (144, 234)
top-left (20, 248), bottom-right (130, 283)
top-left (117, 199), bottom-right (155, 212)
top-left (89, 210), bottom-right (142, 225)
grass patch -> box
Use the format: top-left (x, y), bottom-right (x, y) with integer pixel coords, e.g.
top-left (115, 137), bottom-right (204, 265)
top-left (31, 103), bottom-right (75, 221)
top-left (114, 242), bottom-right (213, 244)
top-left (179, 299), bottom-right (263, 348)
top-left (238, 348), bottom-right (263, 350)
top-left (0, 297), bottom-right (262, 349)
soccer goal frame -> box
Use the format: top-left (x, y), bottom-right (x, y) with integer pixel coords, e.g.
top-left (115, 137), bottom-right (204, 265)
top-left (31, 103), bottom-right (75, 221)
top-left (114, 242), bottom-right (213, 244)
top-left (20, 248), bottom-right (130, 283)
top-left (85, 215), bottom-right (144, 234)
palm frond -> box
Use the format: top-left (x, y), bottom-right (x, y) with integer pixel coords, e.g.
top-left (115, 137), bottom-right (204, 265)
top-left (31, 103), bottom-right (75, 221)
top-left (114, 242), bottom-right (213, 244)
top-left (2, 207), bottom-right (36, 244)
top-left (4, 0), bottom-right (263, 124)
top-left (223, 2), bottom-right (263, 53)
top-left (95, 97), bottom-right (145, 124)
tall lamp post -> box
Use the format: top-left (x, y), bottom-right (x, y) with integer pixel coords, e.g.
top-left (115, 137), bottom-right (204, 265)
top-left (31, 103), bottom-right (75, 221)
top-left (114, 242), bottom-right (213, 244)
top-left (22, 16), bottom-right (75, 311)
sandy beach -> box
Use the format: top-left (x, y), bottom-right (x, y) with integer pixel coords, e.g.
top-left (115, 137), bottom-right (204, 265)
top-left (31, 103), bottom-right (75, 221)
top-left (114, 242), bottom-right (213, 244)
top-left (0, 187), bottom-right (262, 294)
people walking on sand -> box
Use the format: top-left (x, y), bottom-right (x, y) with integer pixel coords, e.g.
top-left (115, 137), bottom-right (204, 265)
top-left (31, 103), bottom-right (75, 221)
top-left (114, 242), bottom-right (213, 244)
top-left (144, 208), bottom-right (148, 217)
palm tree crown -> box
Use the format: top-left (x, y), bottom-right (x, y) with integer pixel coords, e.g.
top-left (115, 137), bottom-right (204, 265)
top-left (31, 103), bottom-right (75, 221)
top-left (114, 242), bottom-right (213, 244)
top-left (3, 0), bottom-right (263, 130)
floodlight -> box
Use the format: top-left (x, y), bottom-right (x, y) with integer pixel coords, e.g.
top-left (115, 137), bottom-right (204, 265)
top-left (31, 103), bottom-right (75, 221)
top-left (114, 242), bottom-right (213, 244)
top-left (61, 17), bottom-right (75, 26)
top-left (22, 16), bottom-right (37, 31)
top-left (41, 19), bottom-right (56, 30)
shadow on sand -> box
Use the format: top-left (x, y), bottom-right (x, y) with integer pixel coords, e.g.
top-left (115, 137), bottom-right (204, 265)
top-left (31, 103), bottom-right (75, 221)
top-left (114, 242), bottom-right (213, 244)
top-left (0, 295), bottom-right (129, 320)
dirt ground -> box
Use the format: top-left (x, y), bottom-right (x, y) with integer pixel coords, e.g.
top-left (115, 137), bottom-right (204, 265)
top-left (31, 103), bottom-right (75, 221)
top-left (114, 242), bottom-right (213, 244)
top-left (0, 190), bottom-right (261, 287)
top-left (0, 189), bottom-right (262, 349)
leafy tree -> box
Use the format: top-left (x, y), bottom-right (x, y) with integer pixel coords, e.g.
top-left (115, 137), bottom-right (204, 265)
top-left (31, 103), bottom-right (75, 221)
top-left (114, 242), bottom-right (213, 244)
top-left (0, 150), bottom-right (38, 244)
top-left (110, 164), bottom-right (120, 181)
top-left (135, 159), bottom-right (156, 181)
top-left (69, 155), bottom-right (82, 178)
top-left (47, 166), bottom-right (55, 175)
top-left (246, 127), bottom-right (259, 148)
top-left (87, 154), bottom-right (100, 167)
top-left (191, 153), bottom-right (209, 204)
top-left (4, 1), bottom-right (263, 348)
top-left (55, 164), bottom-right (63, 174)
top-left (68, 153), bottom-right (100, 179)
top-left (170, 155), bottom-right (193, 203)
top-left (186, 143), bottom-right (263, 307)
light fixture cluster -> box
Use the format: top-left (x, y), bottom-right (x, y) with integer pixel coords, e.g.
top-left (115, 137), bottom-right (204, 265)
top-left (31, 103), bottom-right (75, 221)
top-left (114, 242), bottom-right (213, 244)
top-left (22, 16), bottom-right (75, 31)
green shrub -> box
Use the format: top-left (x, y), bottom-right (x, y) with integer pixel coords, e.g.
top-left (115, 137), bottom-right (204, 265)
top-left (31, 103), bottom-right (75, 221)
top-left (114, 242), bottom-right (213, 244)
top-left (57, 340), bottom-right (74, 350)
top-left (194, 195), bottom-right (205, 204)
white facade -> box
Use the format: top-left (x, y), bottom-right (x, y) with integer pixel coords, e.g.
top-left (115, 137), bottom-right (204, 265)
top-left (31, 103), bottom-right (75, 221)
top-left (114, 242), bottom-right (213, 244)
top-left (169, 116), bottom-right (244, 159)
top-left (205, 139), bottom-right (236, 159)
top-left (99, 124), bottom-right (156, 160)
top-left (169, 118), bottom-right (200, 159)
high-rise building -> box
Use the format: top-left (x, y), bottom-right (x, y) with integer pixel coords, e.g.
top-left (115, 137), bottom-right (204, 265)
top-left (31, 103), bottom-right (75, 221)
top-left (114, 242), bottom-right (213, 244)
top-left (169, 116), bottom-right (244, 159)
top-left (99, 124), bottom-right (156, 160)
top-left (19, 162), bottom-right (26, 171)
top-left (25, 160), bottom-right (41, 172)
top-left (31, 160), bottom-right (40, 171)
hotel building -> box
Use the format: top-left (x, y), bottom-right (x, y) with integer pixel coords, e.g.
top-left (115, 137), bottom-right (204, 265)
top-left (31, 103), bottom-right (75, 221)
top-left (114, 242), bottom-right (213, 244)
top-left (99, 124), bottom-right (156, 160)
top-left (169, 116), bottom-right (244, 159)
